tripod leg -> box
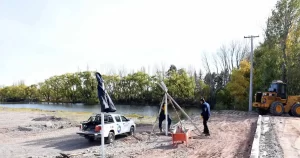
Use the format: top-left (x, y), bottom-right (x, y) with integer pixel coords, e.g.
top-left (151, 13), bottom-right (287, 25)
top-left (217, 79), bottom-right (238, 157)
top-left (168, 97), bottom-right (183, 128)
top-left (167, 94), bottom-right (202, 135)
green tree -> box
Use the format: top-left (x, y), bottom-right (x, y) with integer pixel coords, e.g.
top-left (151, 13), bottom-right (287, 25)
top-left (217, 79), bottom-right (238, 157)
top-left (61, 73), bottom-right (81, 103)
top-left (266, 0), bottom-right (300, 82)
top-left (48, 76), bottom-right (64, 103)
top-left (78, 71), bottom-right (98, 105)
top-left (215, 88), bottom-right (232, 110)
top-left (39, 81), bottom-right (51, 103)
top-left (165, 68), bottom-right (195, 104)
top-left (285, 24), bottom-right (300, 94)
top-left (102, 74), bottom-right (121, 101)
top-left (25, 84), bottom-right (39, 102)
top-left (253, 42), bottom-right (282, 93)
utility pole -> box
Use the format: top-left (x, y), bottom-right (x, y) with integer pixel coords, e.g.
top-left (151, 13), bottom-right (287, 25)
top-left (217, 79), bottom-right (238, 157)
top-left (244, 35), bottom-right (259, 112)
top-left (165, 93), bottom-right (168, 136)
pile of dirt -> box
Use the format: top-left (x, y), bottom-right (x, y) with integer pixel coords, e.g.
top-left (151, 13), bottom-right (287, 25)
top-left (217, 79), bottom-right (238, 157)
top-left (15, 122), bottom-right (74, 132)
top-left (17, 126), bottom-right (33, 131)
top-left (32, 116), bottom-right (63, 121)
top-left (13, 116), bottom-right (77, 133)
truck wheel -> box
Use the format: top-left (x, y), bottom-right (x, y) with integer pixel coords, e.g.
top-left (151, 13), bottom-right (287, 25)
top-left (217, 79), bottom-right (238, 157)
top-left (128, 126), bottom-right (135, 136)
top-left (105, 131), bottom-right (115, 144)
top-left (88, 137), bottom-right (95, 142)
top-left (270, 101), bottom-right (284, 116)
top-left (291, 103), bottom-right (300, 117)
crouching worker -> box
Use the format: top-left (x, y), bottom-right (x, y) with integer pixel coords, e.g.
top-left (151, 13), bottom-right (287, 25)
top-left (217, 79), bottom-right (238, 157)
top-left (159, 104), bottom-right (172, 133)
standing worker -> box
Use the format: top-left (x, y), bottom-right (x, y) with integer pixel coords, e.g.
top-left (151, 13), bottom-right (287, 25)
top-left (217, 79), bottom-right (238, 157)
top-left (159, 104), bottom-right (172, 133)
top-left (200, 98), bottom-right (210, 136)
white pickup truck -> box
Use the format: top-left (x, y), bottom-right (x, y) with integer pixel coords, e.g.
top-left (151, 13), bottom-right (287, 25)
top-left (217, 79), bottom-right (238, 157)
top-left (76, 113), bottom-right (136, 144)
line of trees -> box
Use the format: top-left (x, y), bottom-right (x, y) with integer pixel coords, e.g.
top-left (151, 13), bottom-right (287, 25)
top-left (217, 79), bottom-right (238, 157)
top-left (254, 0), bottom-right (300, 95)
top-left (0, 69), bottom-right (196, 105)
top-left (0, 0), bottom-right (299, 111)
top-left (0, 61), bottom-right (248, 109)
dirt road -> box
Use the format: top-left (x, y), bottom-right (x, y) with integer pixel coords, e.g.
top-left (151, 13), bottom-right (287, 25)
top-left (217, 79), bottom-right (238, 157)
top-left (0, 108), bottom-right (257, 158)
top-left (273, 116), bottom-right (300, 158)
top-left (256, 115), bottom-right (300, 158)
top-left (138, 111), bottom-right (257, 158)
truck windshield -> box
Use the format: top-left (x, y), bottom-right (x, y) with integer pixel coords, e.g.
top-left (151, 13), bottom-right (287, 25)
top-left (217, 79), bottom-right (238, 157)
top-left (268, 83), bottom-right (278, 92)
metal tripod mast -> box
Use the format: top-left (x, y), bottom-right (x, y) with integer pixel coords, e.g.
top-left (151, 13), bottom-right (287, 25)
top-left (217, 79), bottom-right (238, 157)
top-left (158, 82), bottom-right (202, 135)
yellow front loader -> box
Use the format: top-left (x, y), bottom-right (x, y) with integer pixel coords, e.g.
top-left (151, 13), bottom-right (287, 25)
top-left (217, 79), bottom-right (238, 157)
top-left (252, 80), bottom-right (300, 117)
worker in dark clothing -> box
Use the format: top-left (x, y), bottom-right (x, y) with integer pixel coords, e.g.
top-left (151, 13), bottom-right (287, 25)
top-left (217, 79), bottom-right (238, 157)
top-left (200, 98), bottom-right (210, 136)
top-left (159, 104), bottom-right (172, 132)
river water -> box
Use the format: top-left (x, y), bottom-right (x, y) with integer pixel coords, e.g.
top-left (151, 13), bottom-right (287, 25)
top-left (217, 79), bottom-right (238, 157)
top-left (0, 103), bottom-right (201, 117)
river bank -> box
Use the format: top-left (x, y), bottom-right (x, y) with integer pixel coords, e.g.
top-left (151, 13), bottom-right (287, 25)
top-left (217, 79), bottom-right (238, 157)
top-left (0, 107), bottom-right (156, 124)
top-left (0, 103), bottom-right (202, 118)
top-left (0, 101), bottom-right (201, 107)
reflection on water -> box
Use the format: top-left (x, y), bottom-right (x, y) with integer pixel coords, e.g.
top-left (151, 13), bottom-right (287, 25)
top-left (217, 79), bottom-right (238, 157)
top-left (0, 103), bottom-right (201, 117)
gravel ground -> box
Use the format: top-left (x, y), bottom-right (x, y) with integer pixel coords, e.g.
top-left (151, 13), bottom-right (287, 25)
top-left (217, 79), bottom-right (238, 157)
top-left (259, 116), bottom-right (283, 158)
top-left (258, 115), bottom-right (300, 158)
top-left (0, 109), bottom-right (258, 158)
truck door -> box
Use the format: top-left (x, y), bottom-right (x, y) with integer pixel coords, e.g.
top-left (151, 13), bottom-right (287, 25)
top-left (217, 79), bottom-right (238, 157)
top-left (114, 116), bottom-right (124, 135)
top-left (121, 116), bottom-right (130, 132)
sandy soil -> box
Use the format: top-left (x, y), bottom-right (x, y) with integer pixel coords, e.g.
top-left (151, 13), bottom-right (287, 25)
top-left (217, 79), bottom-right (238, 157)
top-left (0, 108), bottom-right (258, 158)
top-left (273, 116), bottom-right (300, 158)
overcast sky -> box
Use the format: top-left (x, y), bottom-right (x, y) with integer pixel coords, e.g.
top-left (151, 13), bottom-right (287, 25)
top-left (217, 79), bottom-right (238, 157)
top-left (0, 0), bottom-right (278, 86)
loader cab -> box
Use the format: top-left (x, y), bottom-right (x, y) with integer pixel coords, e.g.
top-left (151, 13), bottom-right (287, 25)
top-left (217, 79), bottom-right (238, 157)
top-left (268, 80), bottom-right (287, 99)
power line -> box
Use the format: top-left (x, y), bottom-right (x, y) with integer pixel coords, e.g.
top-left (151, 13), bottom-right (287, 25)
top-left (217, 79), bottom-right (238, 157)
top-left (244, 35), bottom-right (259, 112)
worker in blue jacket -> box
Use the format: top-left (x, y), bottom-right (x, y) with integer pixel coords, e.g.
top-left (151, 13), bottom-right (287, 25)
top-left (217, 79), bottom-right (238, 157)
top-left (200, 98), bottom-right (210, 136)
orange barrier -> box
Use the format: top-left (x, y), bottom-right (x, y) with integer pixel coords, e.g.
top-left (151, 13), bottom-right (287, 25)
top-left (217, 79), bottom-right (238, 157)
top-left (171, 129), bottom-right (190, 146)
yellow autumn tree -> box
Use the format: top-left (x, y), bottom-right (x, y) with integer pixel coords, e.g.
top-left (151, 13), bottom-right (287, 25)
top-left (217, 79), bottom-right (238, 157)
top-left (226, 60), bottom-right (250, 110)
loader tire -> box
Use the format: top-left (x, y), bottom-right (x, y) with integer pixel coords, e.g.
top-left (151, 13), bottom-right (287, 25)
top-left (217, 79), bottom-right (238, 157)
top-left (288, 110), bottom-right (294, 116)
top-left (257, 108), bottom-right (268, 115)
top-left (291, 103), bottom-right (300, 117)
top-left (270, 101), bottom-right (284, 116)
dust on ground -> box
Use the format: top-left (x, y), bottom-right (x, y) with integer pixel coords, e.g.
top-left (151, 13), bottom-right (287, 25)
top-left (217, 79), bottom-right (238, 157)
top-left (0, 107), bottom-right (258, 158)
top-left (272, 116), bottom-right (300, 158)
